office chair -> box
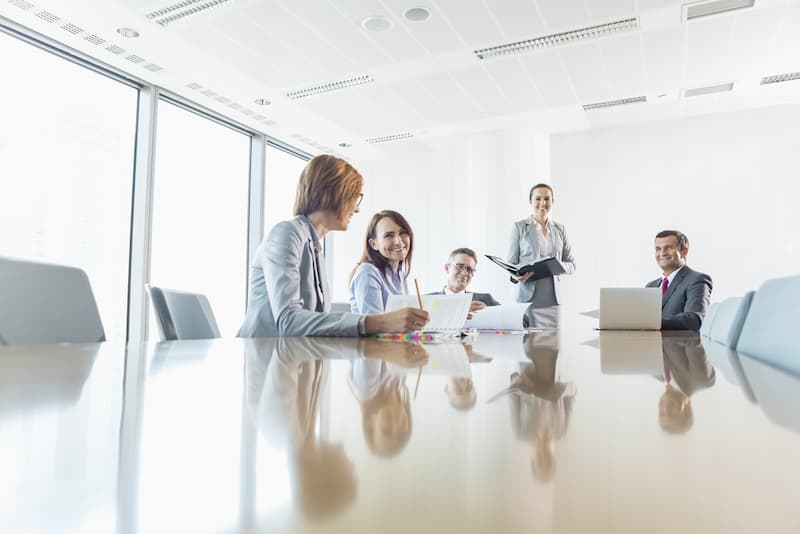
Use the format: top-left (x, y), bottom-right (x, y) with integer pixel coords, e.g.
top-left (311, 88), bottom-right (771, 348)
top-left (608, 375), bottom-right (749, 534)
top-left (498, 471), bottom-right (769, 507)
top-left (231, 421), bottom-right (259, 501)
top-left (708, 292), bottom-right (755, 349)
top-left (736, 275), bottom-right (800, 375)
top-left (0, 256), bottom-right (106, 345)
top-left (147, 285), bottom-right (221, 340)
top-left (699, 302), bottom-right (718, 338)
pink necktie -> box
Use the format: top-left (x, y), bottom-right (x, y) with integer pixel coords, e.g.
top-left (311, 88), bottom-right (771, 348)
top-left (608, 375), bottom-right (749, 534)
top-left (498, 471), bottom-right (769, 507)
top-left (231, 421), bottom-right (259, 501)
top-left (661, 277), bottom-right (669, 297)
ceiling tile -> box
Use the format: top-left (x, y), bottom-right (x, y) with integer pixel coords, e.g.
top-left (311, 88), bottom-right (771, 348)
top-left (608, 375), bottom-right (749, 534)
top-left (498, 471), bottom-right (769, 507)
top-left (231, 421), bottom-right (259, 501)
top-left (560, 43), bottom-right (614, 104)
top-left (535, 0), bottom-right (590, 32)
top-left (726, 6), bottom-right (785, 80)
top-left (685, 16), bottom-right (735, 86)
top-left (378, 0), bottom-right (464, 54)
top-left (600, 34), bottom-right (646, 98)
top-left (449, 65), bottom-right (516, 116)
top-left (482, 58), bottom-right (546, 112)
top-left (766, 3), bottom-right (800, 76)
top-left (395, 73), bottom-right (487, 126)
top-left (520, 51), bottom-right (578, 107)
top-left (483, 0), bottom-right (546, 41)
top-left (585, 0), bottom-right (637, 23)
top-left (642, 26), bottom-right (684, 92)
top-left (432, 0), bottom-right (504, 48)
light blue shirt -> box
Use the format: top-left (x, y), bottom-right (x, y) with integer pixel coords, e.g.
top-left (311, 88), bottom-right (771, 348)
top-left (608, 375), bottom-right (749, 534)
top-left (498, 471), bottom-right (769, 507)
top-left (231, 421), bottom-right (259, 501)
top-left (349, 262), bottom-right (409, 314)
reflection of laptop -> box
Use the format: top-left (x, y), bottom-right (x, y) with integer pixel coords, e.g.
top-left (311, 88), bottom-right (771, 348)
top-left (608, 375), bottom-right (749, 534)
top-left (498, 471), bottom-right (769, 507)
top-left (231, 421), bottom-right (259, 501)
top-left (599, 331), bottom-right (663, 374)
top-left (599, 288), bottom-right (661, 330)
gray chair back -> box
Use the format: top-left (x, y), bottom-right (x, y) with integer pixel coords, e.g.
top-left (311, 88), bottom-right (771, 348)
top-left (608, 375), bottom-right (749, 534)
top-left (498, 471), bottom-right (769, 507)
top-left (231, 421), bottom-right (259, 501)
top-left (736, 275), bottom-right (800, 375)
top-left (148, 285), bottom-right (220, 340)
top-left (708, 292), bottom-right (755, 349)
top-left (699, 302), bottom-right (718, 338)
top-left (0, 256), bottom-right (105, 345)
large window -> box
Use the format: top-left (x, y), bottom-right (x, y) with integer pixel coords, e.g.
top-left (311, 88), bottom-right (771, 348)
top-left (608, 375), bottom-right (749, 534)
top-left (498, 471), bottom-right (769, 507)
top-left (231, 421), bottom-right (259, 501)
top-left (263, 145), bottom-right (308, 234)
top-left (0, 30), bottom-right (138, 340)
top-left (148, 100), bottom-right (251, 338)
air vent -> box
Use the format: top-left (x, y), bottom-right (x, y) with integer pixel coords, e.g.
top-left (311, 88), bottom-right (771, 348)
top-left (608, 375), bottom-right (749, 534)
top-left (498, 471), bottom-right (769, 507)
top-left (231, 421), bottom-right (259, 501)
top-left (760, 72), bottom-right (800, 85)
top-left (582, 96), bottom-right (646, 111)
top-left (143, 63), bottom-right (164, 72)
top-left (365, 132), bottom-right (414, 144)
top-left (683, 0), bottom-right (754, 21)
top-left (682, 82), bottom-right (733, 97)
top-left (474, 17), bottom-right (639, 60)
top-left (84, 34), bottom-right (106, 46)
top-left (126, 54), bottom-right (145, 64)
top-left (60, 23), bottom-right (84, 35)
top-left (286, 74), bottom-right (374, 100)
top-left (200, 88), bottom-right (217, 97)
top-left (228, 102), bottom-right (243, 111)
top-left (186, 82), bottom-right (203, 90)
top-left (106, 45), bottom-right (126, 55)
top-left (145, 0), bottom-right (239, 27)
top-left (215, 95), bottom-right (230, 104)
top-left (9, 0), bottom-right (34, 10)
top-left (240, 108), bottom-right (255, 116)
top-left (35, 10), bottom-right (59, 23)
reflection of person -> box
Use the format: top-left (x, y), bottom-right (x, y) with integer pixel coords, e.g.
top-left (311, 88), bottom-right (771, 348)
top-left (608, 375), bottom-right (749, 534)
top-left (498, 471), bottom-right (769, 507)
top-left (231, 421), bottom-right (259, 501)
top-left (658, 332), bottom-right (716, 434)
top-left (349, 210), bottom-right (415, 315)
top-left (646, 230), bottom-right (712, 331)
top-left (238, 156), bottom-right (428, 337)
top-left (349, 359), bottom-right (413, 457)
top-left (429, 247), bottom-right (500, 317)
top-left (507, 184), bottom-right (576, 329)
top-left (246, 337), bottom-right (358, 520)
top-left (503, 332), bottom-right (576, 481)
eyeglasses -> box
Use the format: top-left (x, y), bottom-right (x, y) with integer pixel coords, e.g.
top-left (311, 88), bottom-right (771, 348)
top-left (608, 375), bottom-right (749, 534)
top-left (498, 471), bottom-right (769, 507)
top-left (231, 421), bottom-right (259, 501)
top-left (356, 193), bottom-right (364, 207)
top-left (452, 263), bottom-right (476, 276)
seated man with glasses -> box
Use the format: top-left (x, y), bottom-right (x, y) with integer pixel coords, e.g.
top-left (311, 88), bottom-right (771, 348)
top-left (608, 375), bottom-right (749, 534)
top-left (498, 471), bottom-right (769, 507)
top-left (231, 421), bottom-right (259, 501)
top-left (429, 248), bottom-right (500, 313)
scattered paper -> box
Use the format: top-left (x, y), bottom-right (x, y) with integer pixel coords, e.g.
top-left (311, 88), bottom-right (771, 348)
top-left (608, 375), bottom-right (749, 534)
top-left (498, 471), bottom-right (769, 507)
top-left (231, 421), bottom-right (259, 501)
top-left (464, 303), bottom-right (530, 331)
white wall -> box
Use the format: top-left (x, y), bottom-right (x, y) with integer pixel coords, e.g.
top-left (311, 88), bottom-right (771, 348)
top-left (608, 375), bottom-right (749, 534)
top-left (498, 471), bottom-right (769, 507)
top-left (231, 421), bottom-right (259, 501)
top-left (328, 126), bottom-right (551, 304)
top-left (551, 102), bottom-right (800, 313)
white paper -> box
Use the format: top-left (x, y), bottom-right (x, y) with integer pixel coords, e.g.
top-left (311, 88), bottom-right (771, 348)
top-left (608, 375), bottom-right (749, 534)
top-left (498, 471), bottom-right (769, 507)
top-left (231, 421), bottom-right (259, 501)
top-left (388, 343), bottom-right (472, 378)
top-left (464, 303), bottom-right (530, 331)
top-left (385, 293), bottom-right (472, 331)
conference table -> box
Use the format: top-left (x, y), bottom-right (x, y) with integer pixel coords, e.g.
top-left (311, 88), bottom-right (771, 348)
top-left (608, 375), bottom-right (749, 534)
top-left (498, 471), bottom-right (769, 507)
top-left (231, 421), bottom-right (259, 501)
top-left (2, 318), bottom-right (799, 533)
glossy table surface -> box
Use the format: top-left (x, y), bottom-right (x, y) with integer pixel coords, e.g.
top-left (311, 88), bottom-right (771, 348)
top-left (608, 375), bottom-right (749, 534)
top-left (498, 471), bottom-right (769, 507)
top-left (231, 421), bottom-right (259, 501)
top-left (2, 319), bottom-right (800, 534)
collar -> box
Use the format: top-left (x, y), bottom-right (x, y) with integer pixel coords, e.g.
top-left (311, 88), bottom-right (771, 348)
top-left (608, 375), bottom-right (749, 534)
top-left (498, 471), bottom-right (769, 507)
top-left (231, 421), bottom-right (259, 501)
top-left (444, 285), bottom-right (468, 295)
top-left (662, 264), bottom-right (685, 285)
top-left (528, 216), bottom-right (552, 229)
top-left (298, 215), bottom-right (322, 252)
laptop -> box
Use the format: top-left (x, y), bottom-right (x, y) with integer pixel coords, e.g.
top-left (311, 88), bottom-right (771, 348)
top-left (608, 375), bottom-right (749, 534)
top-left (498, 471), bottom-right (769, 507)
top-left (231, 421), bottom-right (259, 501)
top-left (598, 288), bottom-right (662, 330)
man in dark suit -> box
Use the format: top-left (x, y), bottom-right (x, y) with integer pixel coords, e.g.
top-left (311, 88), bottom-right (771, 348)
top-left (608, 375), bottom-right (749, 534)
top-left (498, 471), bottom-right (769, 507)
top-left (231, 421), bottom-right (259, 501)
top-left (430, 248), bottom-right (500, 314)
top-left (646, 230), bottom-right (712, 331)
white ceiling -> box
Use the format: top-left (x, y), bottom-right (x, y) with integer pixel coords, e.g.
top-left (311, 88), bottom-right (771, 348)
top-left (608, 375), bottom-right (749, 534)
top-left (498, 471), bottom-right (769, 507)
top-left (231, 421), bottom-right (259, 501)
top-left (3, 0), bottom-right (800, 159)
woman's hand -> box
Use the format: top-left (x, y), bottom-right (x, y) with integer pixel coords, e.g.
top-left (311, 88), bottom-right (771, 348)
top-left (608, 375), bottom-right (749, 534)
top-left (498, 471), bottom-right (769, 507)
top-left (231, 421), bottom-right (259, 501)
top-left (364, 307), bottom-right (430, 334)
top-left (512, 272), bottom-right (534, 283)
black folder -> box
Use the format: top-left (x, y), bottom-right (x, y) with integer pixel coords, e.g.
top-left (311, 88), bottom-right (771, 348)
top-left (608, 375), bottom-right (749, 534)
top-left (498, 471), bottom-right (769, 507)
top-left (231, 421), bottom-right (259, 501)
top-left (485, 255), bottom-right (565, 281)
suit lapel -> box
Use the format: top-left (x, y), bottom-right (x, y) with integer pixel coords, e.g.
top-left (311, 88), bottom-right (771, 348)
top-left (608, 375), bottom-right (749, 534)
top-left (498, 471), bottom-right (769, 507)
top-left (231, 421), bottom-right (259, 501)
top-left (662, 267), bottom-right (688, 308)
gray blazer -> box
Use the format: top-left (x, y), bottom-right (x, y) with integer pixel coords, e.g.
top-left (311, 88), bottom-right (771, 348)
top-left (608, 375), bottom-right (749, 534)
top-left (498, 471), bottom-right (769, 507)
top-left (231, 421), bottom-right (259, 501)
top-left (238, 215), bottom-right (362, 337)
top-left (646, 265), bottom-right (712, 331)
top-left (428, 287), bottom-right (500, 306)
top-left (507, 218), bottom-right (576, 304)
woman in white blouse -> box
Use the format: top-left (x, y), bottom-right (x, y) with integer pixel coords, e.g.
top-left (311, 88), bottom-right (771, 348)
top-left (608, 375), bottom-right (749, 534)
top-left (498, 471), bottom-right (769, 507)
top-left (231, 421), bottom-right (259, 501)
top-left (507, 184), bottom-right (576, 329)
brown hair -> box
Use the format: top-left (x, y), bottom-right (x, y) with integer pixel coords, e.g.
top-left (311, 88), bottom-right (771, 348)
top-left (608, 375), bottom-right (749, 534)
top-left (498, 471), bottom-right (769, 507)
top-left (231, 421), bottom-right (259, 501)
top-left (350, 210), bottom-right (414, 283)
top-left (655, 230), bottom-right (689, 251)
top-left (529, 183), bottom-right (554, 202)
top-left (293, 155), bottom-right (363, 218)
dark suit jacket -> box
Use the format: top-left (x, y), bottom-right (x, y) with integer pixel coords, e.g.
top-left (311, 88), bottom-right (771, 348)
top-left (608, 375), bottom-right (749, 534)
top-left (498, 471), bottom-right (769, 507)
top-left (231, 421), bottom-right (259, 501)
top-left (428, 287), bottom-right (500, 306)
top-left (646, 265), bottom-right (712, 331)
top-left (661, 332), bottom-right (716, 396)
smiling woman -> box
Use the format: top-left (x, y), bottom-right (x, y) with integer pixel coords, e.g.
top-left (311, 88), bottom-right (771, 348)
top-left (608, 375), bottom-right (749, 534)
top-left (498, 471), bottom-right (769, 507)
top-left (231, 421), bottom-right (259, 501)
top-left (348, 210), bottom-right (415, 315)
top-left (238, 157), bottom-right (428, 337)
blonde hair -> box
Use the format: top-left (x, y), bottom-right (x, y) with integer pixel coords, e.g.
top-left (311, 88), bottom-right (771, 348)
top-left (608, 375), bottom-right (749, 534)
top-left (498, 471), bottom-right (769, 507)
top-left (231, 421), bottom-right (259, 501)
top-left (293, 155), bottom-right (363, 218)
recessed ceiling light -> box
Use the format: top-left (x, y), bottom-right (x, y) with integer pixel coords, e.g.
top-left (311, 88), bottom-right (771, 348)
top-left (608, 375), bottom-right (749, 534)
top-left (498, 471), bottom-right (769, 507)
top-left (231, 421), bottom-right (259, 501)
top-left (286, 74), bottom-right (374, 99)
top-left (683, 0), bottom-right (754, 21)
top-left (760, 72), bottom-right (800, 85)
top-left (582, 96), bottom-right (646, 111)
top-left (254, 98), bottom-right (271, 106)
top-left (338, 142), bottom-right (352, 148)
top-left (682, 82), bottom-right (733, 98)
top-left (365, 132), bottom-right (414, 144)
top-left (116, 27), bottom-right (139, 38)
top-left (474, 17), bottom-right (638, 60)
top-left (404, 7), bottom-right (431, 22)
top-left (361, 15), bottom-right (393, 32)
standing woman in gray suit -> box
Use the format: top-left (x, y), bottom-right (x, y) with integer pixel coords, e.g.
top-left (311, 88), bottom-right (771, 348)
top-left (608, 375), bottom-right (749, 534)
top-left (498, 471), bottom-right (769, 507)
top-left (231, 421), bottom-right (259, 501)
top-left (507, 184), bottom-right (576, 329)
top-left (238, 155), bottom-right (429, 337)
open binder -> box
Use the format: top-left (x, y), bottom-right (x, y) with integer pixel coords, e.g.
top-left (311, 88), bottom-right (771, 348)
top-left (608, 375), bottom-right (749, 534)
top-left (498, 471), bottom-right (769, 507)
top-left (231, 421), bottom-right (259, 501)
top-left (485, 255), bottom-right (565, 281)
